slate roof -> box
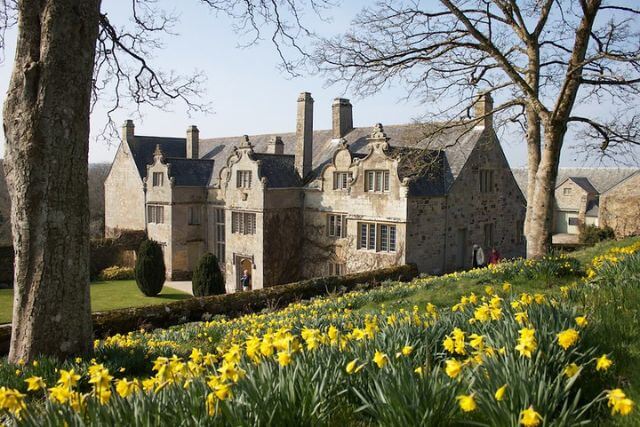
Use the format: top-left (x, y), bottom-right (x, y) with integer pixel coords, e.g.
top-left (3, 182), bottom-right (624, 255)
top-left (199, 122), bottom-right (482, 193)
top-left (251, 153), bottom-right (301, 188)
top-left (512, 167), bottom-right (640, 199)
top-left (586, 199), bottom-right (599, 217)
top-left (129, 121), bottom-right (485, 195)
top-left (567, 177), bottom-right (598, 194)
top-left (164, 157), bottom-right (215, 187)
top-left (130, 136), bottom-right (186, 178)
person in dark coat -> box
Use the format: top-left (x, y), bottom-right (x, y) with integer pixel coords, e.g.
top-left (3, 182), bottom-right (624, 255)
top-left (488, 248), bottom-right (502, 265)
top-left (240, 270), bottom-right (251, 291)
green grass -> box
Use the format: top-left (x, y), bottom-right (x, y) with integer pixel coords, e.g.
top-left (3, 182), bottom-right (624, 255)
top-left (0, 280), bottom-right (190, 324)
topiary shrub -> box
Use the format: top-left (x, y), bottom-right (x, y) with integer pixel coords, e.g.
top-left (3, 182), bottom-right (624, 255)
top-left (580, 225), bottom-right (616, 245)
top-left (135, 240), bottom-right (166, 296)
top-left (192, 253), bottom-right (225, 297)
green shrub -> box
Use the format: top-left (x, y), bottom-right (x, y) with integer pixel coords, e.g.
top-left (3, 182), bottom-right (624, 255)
top-left (580, 224), bottom-right (615, 245)
top-left (192, 253), bottom-right (225, 297)
top-left (99, 266), bottom-right (135, 281)
top-left (134, 240), bottom-right (166, 296)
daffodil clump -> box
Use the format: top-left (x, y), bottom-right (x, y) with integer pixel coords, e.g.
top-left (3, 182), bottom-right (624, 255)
top-left (0, 241), bottom-right (638, 425)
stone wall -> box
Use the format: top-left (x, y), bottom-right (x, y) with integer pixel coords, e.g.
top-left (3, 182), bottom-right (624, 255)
top-left (263, 206), bottom-right (303, 285)
top-left (600, 173), bottom-right (640, 237)
top-left (443, 130), bottom-right (526, 271)
top-left (104, 142), bottom-right (145, 236)
top-left (302, 138), bottom-right (408, 278)
top-left (406, 197), bottom-right (447, 274)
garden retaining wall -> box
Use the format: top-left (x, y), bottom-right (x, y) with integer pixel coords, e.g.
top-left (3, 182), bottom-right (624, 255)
top-left (0, 263), bottom-right (418, 356)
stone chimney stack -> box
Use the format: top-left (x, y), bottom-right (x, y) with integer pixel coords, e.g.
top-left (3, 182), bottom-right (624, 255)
top-left (474, 92), bottom-right (494, 128)
top-left (122, 119), bottom-right (135, 141)
top-left (295, 92), bottom-right (314, 179)
top-left (332, 98), bottom-right (353, 139)
top-left (186, 125), bottom-right (199, 159)
top-left (267, 136), bottom-right (285, 154)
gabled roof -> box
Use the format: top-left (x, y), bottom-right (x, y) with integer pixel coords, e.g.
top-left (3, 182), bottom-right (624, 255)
top-left (564, 177), bottom-right (598, 194)
top-left (512, 167), bottom-right (640, 199)
top-left (251, 153), bottom-right (301, 188)
top-left (128, 122), bottom-right (486, 194)
top-left (129, 136), bottom-right (186, 178)
top-left (164, 157), bottom-right (214, 187)
top-left (199, 122), bottom-right (482, 190)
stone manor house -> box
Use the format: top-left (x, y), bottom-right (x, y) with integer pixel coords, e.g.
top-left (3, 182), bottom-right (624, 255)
top-left (105, 92), bottom-right (526, 292)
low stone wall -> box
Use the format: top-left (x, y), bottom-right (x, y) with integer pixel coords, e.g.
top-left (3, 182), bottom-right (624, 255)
top-left (0, 264), bottom-right (418, 355)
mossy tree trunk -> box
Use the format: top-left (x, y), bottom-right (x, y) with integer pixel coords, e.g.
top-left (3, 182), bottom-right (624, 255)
top-left (3, 0), bottom-right (102, 362)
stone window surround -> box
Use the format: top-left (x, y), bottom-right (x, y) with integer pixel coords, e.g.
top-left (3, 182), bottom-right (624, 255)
top-left (333, 171), bottom-right (353, 190)
top-left (327, 213), bottom-right (347, 238)
top-left (231, 211), bottom-right (256, 235)
top-left (479, 169), bottom-right (494, 193)
top-left (236, 170), bottom-right (252, 189)
top-left (188, 206), bottom-right (201, 225)
top-left (328, 261), bottom-right (346, 276)
top-left (214, 208), bottom-right (225, 262)
top-left (357, 221), bottom-right (397, 252)
top-left (152, 172), bottom-right (164, 187)
top-left (364, 170), bottom-right (390, 193)
top-left (147, 204), bottom-right (164, 224)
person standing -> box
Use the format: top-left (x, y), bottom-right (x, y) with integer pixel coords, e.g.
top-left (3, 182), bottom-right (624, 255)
top-left (472, 244), bottom-right (485, 268)
top-left (488, 247), bottom-right (502, 265)
top-left (240, 270), bottom-right (251, 292)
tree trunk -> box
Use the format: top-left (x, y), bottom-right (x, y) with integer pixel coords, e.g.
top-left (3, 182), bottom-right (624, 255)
top-left (524, 107), bottom-right (541, 241)
top-left (526, 125), bottom-right (565, 258)
top-left (3, 0), bottom-right (102, 362)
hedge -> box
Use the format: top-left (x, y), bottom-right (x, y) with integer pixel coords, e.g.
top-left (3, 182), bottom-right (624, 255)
top-left (0, 264), bottom-right (418, 355)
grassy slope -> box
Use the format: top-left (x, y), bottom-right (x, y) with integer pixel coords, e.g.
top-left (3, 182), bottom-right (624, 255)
top-left (0, 280), bottom-right (190, 324)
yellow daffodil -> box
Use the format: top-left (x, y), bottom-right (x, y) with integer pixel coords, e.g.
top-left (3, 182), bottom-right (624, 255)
top-left (607, 389), bottom-right (634, 416)
top-left (557, 329), bottom-right (579, 350)
top-left (575, 316), bottom-right (588, 327)
top-left (277, 350), bottom-right (293, 367)
top-left (456, 393), bottom-right (477, 412)
top-left (445, 359), bottom-right (463, 379)
top-left (519, 405), bottom-right (542, 426)
top-left (495, 384), bottom-right (507, 401)
top-left (515, 328), bottom-right (537, 358)
top-left (596, 354), bottom-right (613, 372)
top-left (563, 363), bottom-right (581, 378)
top-left (0, 387), bottom-right (26, 416)
top-left (24, 376), bottom-right (45, 392)
top-left (115, 378), bottom-right (136, 398)
top-left (373, 351), bottom-right (388, 368)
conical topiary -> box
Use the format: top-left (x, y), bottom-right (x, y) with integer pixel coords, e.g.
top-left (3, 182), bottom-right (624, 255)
top-left (192, 253), bottom-right (225, 296)
top-left (135, 239), bottom-right (166, 296)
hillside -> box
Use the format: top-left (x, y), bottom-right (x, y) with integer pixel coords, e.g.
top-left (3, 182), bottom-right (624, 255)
top-left (0, 161), bottom-right (110, 244)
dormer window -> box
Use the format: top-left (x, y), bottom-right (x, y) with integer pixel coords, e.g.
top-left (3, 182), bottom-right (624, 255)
top-left (236, 170), bottom-right (252, 189)
top-left (365, 170), bottom-right (390, 192)
top-left (333, 172), bottom-right (352, 190)
top-left (152, 172), bottom-right (163, 187)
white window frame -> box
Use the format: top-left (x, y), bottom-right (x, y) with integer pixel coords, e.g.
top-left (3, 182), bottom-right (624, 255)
top-left (358, 222), bottom-right (396, 252)
top-left (365, 170), bottom-right (390, 192)
top-left (231, 211), bottom-right (256, 235)
top-left (327, 214), bottom-right (347, 238)
top-left (147, 205), bottom-right (164, 224)
top-left (333, 171), bottom-right (352, 190)
top-left (236, 170), bottom-right (252, 189)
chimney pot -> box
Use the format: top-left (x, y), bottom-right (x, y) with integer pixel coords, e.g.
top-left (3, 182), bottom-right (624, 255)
top-left (187, 125), bottom-right (199, 159)
top-left (332, 98), bottom-right (353, 139)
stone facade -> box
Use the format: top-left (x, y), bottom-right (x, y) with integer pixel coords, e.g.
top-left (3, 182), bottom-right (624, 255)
top-left (104, 92), bottom-right (527, 292)
top-left (600, 172), bottom-right (640, 237)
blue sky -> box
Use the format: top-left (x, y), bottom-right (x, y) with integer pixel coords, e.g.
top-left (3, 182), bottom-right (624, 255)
top-left (0, 1), bottom-right (637, 167)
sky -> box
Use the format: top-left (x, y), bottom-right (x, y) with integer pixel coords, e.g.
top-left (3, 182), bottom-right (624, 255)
top-left (0, 0), bottom-right (637, 168)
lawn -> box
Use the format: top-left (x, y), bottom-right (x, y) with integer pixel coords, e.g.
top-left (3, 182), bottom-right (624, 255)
top-left (0, 280), bottom-right (191, 324)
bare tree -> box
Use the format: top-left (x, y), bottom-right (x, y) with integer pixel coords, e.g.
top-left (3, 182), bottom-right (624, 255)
top-left (1, 0), bottom-right (330, 363)
top-left (315, 0), bottom-right (640, 258)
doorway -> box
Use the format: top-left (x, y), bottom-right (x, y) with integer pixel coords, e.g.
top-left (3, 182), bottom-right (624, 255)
top-left (235, 255), bottom-right (253, 291)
